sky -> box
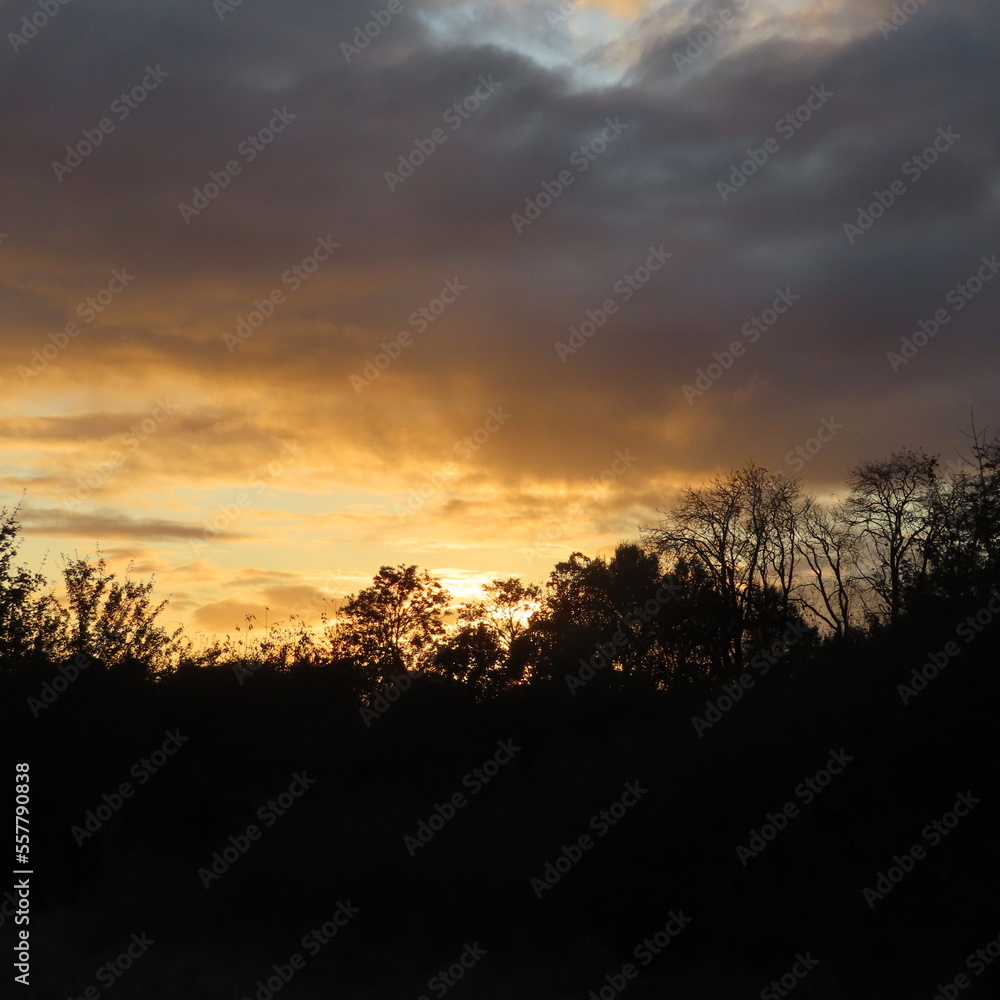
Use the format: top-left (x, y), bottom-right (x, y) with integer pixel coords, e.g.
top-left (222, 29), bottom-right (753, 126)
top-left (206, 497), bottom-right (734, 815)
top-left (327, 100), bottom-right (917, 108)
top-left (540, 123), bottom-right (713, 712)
top-left (1, 0), bottom-right (998, 640)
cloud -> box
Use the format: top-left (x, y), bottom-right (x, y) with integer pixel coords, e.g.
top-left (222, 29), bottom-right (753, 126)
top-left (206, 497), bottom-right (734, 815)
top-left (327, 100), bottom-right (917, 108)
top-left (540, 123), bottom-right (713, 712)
top-left (2, 0), bottom-right (998, 631)
top-left (18, 506), bottom-right (251, 542)
top-left (191, 598), bottom-right (269, 634)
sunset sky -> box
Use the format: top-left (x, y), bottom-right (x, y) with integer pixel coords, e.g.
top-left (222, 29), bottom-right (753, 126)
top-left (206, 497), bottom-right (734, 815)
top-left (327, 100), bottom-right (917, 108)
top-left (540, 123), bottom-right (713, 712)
top-left (2, 0), bottom-right (998, 638)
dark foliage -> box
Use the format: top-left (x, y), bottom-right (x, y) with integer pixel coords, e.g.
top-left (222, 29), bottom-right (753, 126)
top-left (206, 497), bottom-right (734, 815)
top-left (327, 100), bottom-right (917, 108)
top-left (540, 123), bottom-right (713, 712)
top-left (4, 434), bottom-right (1000, 996)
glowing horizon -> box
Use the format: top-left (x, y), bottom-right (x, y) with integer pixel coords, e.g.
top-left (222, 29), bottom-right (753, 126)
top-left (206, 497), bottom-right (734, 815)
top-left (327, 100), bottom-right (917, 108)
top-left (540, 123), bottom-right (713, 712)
top-left (2, 0), bottom-right (996, 635)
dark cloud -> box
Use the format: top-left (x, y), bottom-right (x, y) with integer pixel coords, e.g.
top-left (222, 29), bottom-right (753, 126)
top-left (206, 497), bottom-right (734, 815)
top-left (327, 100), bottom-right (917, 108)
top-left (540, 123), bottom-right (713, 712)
top-left (18, 506), bottom-right (251, 542)
top-left (2, 0), bottom-right (998, 603)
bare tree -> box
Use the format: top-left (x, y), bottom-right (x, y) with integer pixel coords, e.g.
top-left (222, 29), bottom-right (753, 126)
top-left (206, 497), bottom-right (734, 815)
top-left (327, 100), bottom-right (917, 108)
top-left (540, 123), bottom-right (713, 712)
top-left (794, 497), bottom-right (868, 639)
top-left (645, 462), bottom-right (802, 670)
top-left (844, 449), bottom-right (941, 626)
top-left (921, 420), bottom-right (1000, 603)
top-left (747, 467), bottom-right (801, 616)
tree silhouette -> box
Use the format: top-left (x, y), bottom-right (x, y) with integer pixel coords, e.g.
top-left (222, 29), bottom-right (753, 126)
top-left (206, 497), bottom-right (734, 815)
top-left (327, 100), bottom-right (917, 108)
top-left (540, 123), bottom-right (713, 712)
top-left (794, 496), bottom-right (868, 640)
top-left (526, 544), bottom-right (671, 684)
top-left (645, 462), bottom-right (802, 670)
top-left (915, 424), bottom-right (1000, 609)
top-left (60, 551), bottom-right (186, 674)
top-left (333, 564), bottom-right (449, 679)
top-left (434, 621), bottom-right (507, 693)
top-left (0, 503), bottom-right (63, 671)
top-left (438, 577), bottom-right (542, 694)
top-left (844, 448), bottom-right (940, 626)
top-left (1, 430), bottom-right (996, 701)
top-left (466, 577), bottom-right (542, 652)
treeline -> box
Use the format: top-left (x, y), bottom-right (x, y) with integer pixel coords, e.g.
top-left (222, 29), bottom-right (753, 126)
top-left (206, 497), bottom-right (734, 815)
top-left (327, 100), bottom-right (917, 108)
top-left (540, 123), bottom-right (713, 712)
top-left (2, 425), bottom-right (999, 696)
top-left (5, 429), bottom-right (1000, 998)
